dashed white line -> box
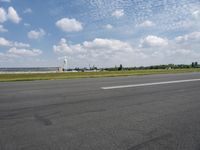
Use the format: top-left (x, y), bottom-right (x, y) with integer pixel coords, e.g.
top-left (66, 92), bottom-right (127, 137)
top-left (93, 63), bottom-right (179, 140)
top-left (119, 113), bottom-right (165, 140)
top-left (101, 78), bottom-right (200, 90)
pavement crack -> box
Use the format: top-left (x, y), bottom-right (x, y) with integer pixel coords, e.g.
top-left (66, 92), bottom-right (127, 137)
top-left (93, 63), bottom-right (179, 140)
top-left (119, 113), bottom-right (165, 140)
top-left (34, 114), bottom-right (52, 126)
top-left (127, 133), bottom-right (172, 150)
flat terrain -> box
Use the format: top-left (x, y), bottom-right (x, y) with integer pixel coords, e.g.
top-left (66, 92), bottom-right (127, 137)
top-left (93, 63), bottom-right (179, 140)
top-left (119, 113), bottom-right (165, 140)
top-left (1, 68), bottom-right (200, 82)
top-left (1, 73), bottom-right (200, 150)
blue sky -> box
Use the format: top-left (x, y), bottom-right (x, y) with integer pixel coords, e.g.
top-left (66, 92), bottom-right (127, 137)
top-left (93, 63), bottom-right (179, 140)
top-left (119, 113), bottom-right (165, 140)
top-left (0, 0), bottom-right (200, 68)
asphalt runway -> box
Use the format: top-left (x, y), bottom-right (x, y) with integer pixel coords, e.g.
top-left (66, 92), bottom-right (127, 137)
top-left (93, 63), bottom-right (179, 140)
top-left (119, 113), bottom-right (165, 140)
top-left (1, 73), bottom-right (200, 150)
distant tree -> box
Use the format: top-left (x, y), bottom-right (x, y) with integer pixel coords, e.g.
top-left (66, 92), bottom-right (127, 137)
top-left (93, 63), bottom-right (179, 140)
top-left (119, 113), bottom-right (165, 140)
top-left (192, 62), bottom-right (195, 68)
top-left (118, 64), bottom-right (123, 71)
top-left (195, 62), bottom-right (198, 67)
top-left (192, 62), bottom-right (198, 68)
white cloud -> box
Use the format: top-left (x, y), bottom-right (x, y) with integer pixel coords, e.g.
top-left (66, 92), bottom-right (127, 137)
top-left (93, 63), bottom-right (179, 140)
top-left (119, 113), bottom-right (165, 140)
top-left (0, 0), bottom-right (11, 2)
top-left (53, 38), bottom-right (149, 67)
top-left (52, 34), bottom-right (200, 67)
top-left (28, 29), bottom-right (46, 39)
top-left (0, 37), bottom-right (11, 46)
top-left (23, 8), bottom-right (32, 14)
top-left (104, 24), bottom-right (113, 29)
top-left (112, 9), bottom-right (124, 18)
top-left (83, 38), bottom-right (133, 52)
top-left (138, 20), bottom-right (155, 27)
top-left (7, 7), bottom-right (21, 23)
top-left (0, 7), bottom-right (21, 24)
top-left (140, 35), bottom-right (168, 47)
top-left (0, 25), bottom-right (8, 32)
top-left (175, 32), bottom-right (200, 43)
top-left (24, 23), bottom-right (31, 27)
top-left (151, 48), bottom-right (200, 65)
top-left (13, 42), bottom-right (30, 48)
top-left (138, 32), bottom-right (200, 65)
top-left (0, 52), bottom-right (14, 61)
top-left (54, 38), bottom-right (134, 59)
top-left (0, 8), bottom-right (7, 23)
top-left (192, 10), bottom-right (200, 18)
top-left (0, 37), bottom-right (42, 59)
top-left (190, 4), bottom-right (200, 19)
top-left (53, 38), bottom-right (73, 54)
top-left (8, 47), bottom-right (42, 57)
top-left (56, 18), bottom-right (83, 32)
top-left (0, 37), bottom-right (30, 47)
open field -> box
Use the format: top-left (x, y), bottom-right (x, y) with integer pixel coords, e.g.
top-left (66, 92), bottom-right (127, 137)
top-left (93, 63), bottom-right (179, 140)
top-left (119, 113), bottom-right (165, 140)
top-left (0, 68), bottom-right (200, 82)
top-left (1, 68), bottom-right (200, 82)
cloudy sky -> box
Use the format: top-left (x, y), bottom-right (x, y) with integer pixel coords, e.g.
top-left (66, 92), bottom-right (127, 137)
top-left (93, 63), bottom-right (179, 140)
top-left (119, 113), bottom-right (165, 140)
top-left (0, 0), bottom-right (200, 68)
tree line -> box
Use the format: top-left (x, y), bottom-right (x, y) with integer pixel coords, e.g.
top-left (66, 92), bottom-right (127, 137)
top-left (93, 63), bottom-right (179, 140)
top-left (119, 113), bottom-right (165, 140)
top-left (67, 62), bottom-right (200, 72)
top-left (104, 62), bottom-right (200, 71)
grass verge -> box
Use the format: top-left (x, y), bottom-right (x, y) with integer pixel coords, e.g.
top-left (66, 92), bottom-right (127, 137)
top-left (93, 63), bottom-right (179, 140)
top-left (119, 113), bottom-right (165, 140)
top-left (0, 68), bottom-right (200, 82)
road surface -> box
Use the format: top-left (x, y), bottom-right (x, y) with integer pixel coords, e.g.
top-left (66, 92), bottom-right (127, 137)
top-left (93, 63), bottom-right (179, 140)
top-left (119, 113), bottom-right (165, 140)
top-left (1, 73), bottom-right (200, 150)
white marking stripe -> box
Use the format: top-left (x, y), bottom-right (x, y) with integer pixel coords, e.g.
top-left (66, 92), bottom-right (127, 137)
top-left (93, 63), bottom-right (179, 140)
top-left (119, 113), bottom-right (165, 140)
top-left (101, 78), bottom-right (200, 90)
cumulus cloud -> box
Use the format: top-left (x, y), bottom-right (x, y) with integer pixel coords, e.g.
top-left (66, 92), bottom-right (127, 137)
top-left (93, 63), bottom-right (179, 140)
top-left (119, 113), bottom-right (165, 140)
top-left (138, 20), bottom-right (155, 27)
top-left (0, 37), bottom-right (42, 59)
top-left (104, 24), bottom-right (113, 29)
top-left (8, 47), bottom-right (42, 57)
top-left (83, 38), bottom-right (133, 52)
top-left (0, 48), bottom-right (42, 61)
top-left (54, 38), bottom-right (133, 55)
top-left (0, 7), bottom-right (21, 23)
top-left (151, 48), bottom-right (200, 65)
top-left (139, 32), bottom-right (200, 65)
top-left (0, 37), bottom-right (11, 46)
top-left (53, 38), bottom-right (139, 66)
top-left (53, 38), bottom-right (149, 67)
top-left (28, 29), bottom-right (46, 39)
top-left (13, 42), bottom-right (30, 48)
top-left (7, 7), bottom-right (21, 23)
top-left (0, 8), bottom-right (7, 23)
top-left (140, 35), bottom-right (168, 47)
top-left (175, 32), bottom-right (200, 43)
top-left (0, 37), bottom-right (30, 47)
top-left (52, 34), bottom-right (200, 67)
top-left (56, 18), bottom-right (83, 32)
top-left (53, 38), bottom-right (87, 55)
top-left (53, 38), bottom-right (73, 54)
top-left (112, 9), bottom-right (124, 18)
top-left (0, 25), bottom-right (8, 32)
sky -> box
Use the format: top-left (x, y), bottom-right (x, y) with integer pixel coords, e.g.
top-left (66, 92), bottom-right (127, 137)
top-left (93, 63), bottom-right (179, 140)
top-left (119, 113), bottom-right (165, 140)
top-left (0, 0), bottom-right (200, 68)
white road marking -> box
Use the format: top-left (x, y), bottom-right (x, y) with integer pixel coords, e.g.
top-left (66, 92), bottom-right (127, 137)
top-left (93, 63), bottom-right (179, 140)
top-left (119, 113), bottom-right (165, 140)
top-left (101, 78), bottom-right (200, 90)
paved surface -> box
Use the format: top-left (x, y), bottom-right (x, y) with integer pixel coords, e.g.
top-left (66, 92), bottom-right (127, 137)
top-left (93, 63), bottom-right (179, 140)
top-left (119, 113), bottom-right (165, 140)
top-left (1, 73), bottom-right (200, 150)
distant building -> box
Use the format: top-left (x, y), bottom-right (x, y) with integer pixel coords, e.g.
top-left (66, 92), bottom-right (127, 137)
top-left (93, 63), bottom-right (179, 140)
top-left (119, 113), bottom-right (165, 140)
top-left (58, 67), bottom-right (64, 72)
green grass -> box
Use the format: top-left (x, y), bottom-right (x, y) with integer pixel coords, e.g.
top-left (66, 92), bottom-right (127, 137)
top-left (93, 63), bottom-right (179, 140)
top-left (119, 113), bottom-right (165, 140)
top-left (0, 68), bottom-right (200, 82)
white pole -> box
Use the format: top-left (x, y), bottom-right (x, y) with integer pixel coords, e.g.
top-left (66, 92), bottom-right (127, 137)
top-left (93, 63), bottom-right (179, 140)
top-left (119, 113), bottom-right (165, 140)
top-left (64, 56), bottom-right (67, 71)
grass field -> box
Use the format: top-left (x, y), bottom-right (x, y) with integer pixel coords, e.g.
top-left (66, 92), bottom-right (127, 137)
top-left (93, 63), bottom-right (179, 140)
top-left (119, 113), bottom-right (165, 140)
top-left (0, 68), bottom-right (200, 82)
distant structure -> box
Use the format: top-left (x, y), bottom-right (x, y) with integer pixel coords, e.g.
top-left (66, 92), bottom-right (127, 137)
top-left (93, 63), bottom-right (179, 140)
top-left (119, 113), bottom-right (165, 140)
top-left (58, 56), bottom-right (68, 72)
top-left (63, 56), bottom-right (68, 70)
